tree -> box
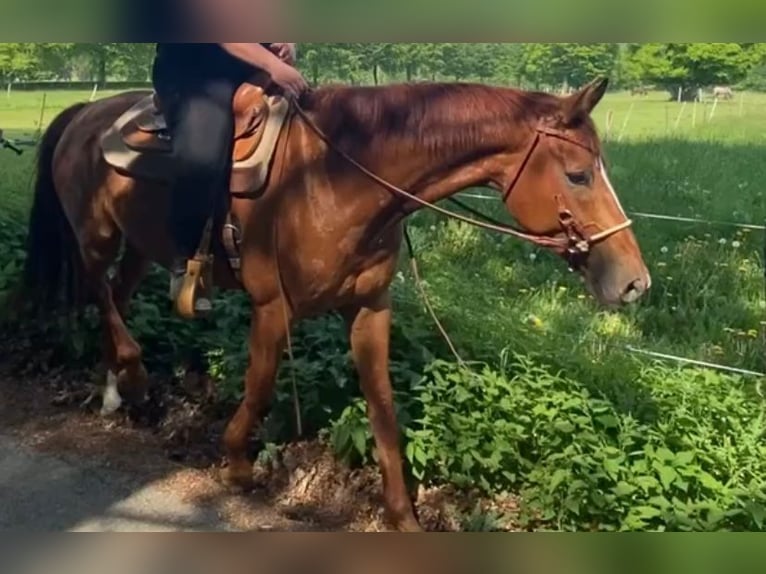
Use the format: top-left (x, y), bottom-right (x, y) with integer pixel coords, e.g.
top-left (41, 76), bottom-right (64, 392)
top-left (0, 43), bottom-right (42, 83)
top-left (627, 43), bottom-right (762, 100)
top-left (520, 44), bottom-right (619, 89)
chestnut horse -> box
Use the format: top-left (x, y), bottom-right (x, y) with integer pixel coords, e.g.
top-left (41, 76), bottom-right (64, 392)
top-left (21, 76), bottom-right (650, 531)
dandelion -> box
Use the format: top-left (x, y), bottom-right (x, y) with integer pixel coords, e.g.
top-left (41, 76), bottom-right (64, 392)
top-left (718, 238), bottom-right (727, 246)
top-left (657, 262), bottom-right (667, 268)
top-left (528, 315), bottom-right (544, 329)
top-left (660, 246), bottom-right (669, 254)
top-left (747, 330), bottom-right (759, 339)
top-left (732, 241), bottom-right (741, 249)
top-left (529, 253), bottom-right (537, 262)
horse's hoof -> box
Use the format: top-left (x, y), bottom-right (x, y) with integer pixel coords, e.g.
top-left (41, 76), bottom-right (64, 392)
top-left (397, 519), bottom-right (425, 532)
top-left (221, 463), bottom-right (255, 493)
top-left (387, 512), bottom-right (424, 532)
top-left (116, 365), bottom-right (149, 405)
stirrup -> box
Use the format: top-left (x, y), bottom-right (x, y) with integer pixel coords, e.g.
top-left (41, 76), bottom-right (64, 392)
top-left (174, 255), bottom-right (214, 319)
top-left (174, 218), bottom-right (216, 320)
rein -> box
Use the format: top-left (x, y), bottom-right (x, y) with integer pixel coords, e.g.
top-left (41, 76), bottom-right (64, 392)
top-left (291, 102), bottom-right (632, 266)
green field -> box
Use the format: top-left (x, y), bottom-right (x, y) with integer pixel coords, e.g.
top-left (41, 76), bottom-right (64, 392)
top-left (1, 89), bottom-right (765, 531)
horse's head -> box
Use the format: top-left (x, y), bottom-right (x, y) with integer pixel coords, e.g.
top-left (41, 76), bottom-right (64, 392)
top-left (499, 77), bottom-right (651, 308)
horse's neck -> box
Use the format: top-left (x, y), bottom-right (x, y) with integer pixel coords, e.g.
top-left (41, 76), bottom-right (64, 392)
top-left (361, 126), bottom-right (507, 215)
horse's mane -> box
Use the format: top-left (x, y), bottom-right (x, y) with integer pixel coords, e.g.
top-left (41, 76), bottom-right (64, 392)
top-left (299, 82), bottom-right (600, 158)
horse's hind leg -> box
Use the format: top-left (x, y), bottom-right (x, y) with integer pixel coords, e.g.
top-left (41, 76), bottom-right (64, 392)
top-left (105, 241), bottom-right (151, 410)
top-left (112, 241), bottom-right (150, 318)
top-left (79, 222), bottom-right (149, 415)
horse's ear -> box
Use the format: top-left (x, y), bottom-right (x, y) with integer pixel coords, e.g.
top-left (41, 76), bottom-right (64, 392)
top-left (561, 77), bottom-right (609, 125)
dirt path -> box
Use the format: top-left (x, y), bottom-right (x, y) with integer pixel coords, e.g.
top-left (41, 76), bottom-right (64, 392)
top-left (0, 360), bottom-right (519, 532)
top-left (0, 432), bottom-right (231, 531)
top-left (0, 369), bottom-right (326, 531)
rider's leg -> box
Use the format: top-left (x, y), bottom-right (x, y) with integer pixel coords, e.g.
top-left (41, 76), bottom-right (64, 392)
top-left (162, 77), bottom-right (240, 315)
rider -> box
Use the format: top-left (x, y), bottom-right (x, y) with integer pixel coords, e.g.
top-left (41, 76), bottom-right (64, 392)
top-left (151, 43), bottom-right (309, 315)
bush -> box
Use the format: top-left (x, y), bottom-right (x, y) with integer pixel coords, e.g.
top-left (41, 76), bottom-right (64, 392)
top-left (331, 356), bottom-right (766, 531)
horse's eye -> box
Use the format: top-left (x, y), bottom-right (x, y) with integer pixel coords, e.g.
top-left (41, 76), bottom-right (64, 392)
top-left (566, 171), bottom-right (591, 187)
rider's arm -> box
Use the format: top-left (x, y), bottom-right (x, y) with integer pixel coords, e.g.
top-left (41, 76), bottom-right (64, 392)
top-left (219, 43), bottom-right (285, 73)
top-left (269, 43), bottom-right (297, 65)
top-left (219, 43), bottom-right (307, 97)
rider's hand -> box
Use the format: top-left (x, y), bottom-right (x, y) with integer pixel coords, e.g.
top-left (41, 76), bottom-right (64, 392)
top-left (268, 60), bottom-right (308, 99)
top-left (270, 43), bottom-right (297, 65)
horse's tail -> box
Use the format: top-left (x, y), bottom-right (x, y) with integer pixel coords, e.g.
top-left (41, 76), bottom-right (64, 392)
top-left (21, 101), bottom-right (90, 315)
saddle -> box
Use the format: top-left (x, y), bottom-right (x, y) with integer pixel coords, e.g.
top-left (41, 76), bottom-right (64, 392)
top-left (100, 83), bottom-right (291, 195)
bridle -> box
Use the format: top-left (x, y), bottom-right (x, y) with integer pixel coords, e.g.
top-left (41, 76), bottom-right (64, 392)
top-left (291, 102), bottom-right (632, 268)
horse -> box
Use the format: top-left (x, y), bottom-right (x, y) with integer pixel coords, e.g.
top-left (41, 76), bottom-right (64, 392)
top-left (21, 76), bottom-right (651, 531)
top-left (630, 86), bottom-right (649, 97)
top-left (713, 86), bottom-right (734, 101)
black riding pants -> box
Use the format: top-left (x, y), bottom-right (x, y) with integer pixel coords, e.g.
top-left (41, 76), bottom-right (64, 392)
top-left (152, 63), bottom-right (246, 258)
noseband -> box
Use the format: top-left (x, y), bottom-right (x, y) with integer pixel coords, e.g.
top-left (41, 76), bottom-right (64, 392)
top-left (292, 103), bottom-right (632, 267)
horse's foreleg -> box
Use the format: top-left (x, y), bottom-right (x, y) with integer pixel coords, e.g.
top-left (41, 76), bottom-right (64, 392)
top-left (221, 300), bottom-right (287, 490)
top-left (346, 292), bottom-right (422, 532)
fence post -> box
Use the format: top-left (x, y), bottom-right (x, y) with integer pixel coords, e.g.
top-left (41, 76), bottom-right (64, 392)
top-left (617, 102), bottom-right (634, 142)
top-left (708, 98), bottom-right (718, 122)
top-left (605, 109), bottom-right (614, 140)
top-left (673, 101), bottom-right (687, 131)
top-left (692, 98), bottom-right (697, 128)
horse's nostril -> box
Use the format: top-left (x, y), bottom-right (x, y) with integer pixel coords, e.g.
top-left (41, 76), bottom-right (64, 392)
top-left (621, 278), bottom-right (647, 303)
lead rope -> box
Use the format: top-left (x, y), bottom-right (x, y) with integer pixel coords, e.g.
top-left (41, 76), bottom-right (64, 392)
top-left (271, 110), bottom-right (303, 438)
top-left (291, 103), bottom-right (571, 252)
top-left (403, 226), bottom-right (466, 368)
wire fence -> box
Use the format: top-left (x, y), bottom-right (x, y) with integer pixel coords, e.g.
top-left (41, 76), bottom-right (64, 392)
top-left (418, 190), bottom-right (766, 380)
top-left (459, 192), bottom-right (766, 232)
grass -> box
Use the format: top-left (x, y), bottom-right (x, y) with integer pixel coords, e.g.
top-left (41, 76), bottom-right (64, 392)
top-left (1, 88), bottom-right (765, 531)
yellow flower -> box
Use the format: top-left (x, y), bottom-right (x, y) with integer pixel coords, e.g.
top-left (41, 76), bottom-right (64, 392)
top-left (528, 315), bottom-right (544, 329)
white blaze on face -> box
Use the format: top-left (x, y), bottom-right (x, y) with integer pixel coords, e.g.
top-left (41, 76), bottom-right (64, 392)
top-left (597, 157), bottom-right (628, 219)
